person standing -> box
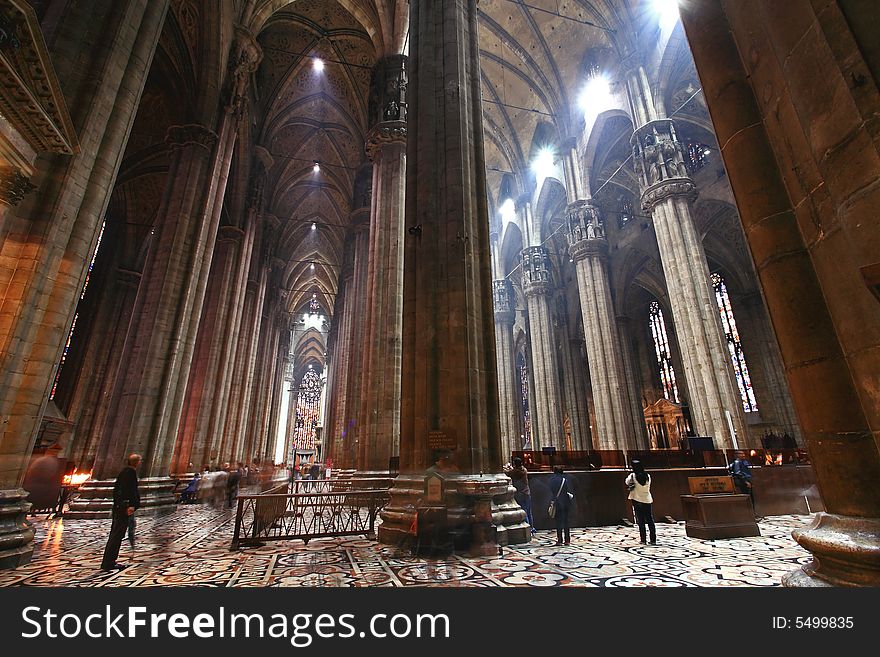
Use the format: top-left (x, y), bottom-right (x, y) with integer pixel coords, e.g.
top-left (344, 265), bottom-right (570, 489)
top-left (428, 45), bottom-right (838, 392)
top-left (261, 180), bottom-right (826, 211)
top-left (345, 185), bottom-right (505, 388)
top-left (505, 457), bottom-right (536, 535)
top-left (100, 453), bottom-right (141, 571)
top-left (548, 466), bottom-right (573, 546)
top-left (625, 460), bottom-right (656, 545)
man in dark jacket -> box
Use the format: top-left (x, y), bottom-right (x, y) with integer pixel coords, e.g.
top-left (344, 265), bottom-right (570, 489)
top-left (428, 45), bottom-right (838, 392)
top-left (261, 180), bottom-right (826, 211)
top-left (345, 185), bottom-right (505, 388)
top-left (100, 453), bottom-right (141, 571)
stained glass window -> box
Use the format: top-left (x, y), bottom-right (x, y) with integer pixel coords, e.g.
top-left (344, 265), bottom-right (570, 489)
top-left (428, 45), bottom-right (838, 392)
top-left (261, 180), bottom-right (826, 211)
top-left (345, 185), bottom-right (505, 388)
top-left (292, 366), bottom-right (323, 452)
top-left (649, 300), bottom-right (680, 403)
top-left (517, 352), bottom-right (532, 449)
top-left (50, 220), bottom-right (105, 400)
top-left (711, 272), bottom-right (758, 412)
top-left (684, 140), bottom-right (712, 174)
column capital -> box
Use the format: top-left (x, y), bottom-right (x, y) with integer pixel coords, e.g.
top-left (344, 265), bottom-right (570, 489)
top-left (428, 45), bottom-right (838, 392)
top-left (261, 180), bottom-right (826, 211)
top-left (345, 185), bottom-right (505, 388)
top-left (166, 124), bottom-right (218, 152)
top-left (217, 224), bottom-right (245, 243)
top-left (631, 118), bottom-right (695, 206)
top-left (365, 120), bottom-right (407, 161)
top-left (492, 279), bottom-right (515, 324)
top-left (565, 199), bottom-right (607, 261)
top-left (370, 54), bottom-right (408, 127)
top-left (0, 165), bottom-right (35, 207)
top-left (521, 246), bottom-right (552, 287)
top-left (640, 179), bottom-right (698, 212)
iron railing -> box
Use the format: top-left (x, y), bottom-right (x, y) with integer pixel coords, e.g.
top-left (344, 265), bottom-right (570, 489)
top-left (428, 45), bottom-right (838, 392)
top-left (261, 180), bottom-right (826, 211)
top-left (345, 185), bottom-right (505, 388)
top-left (230, 478), bottom-right (391, 549)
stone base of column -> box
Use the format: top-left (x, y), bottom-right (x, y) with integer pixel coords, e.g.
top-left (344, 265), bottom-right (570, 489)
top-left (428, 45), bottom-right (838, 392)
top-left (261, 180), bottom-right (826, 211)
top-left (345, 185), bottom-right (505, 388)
top-left (378, 474), bottom-right (530, 554)
top-left (65, 477), bottom-right (178, 519)
top-left (782, 512), bottom-right (880, 587)
top-left (0, 489), bottom-right (35, 570)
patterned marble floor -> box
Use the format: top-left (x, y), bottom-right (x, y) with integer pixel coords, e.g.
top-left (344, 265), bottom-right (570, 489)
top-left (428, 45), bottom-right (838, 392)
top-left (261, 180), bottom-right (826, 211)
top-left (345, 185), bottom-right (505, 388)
top-left (0, 506), bottom-right (813, 587)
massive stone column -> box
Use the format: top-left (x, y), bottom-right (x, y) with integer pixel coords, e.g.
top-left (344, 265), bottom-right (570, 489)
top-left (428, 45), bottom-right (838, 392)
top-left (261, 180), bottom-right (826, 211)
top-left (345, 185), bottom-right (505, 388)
top-left (379, 0), bottom-right (528, 550)
top-left (566, 201), bottom-right (637, 450)
top-left (493, 279), bottom-right (519, 460)
top-left (339, 209), bottom-right (370, 468)
top-left (356, 56), bottom-right (407, 477)
top-left (0, 0), bottom-right (168, 567)
top-left (521, 246), bottom-right (565, 449)
top-left (326, 255), bottom-right (355, 467)
top-left (680, 0), bottom-right (880, 586)
top-left (617, 316), bottom-right (650, 448)
top-left (557, 330), bottom-right (591, 451)
top-left (173, 223), bottom-right (248, 473)
top-left (69, 30), bottom-right (262, 516)
top-left (67, 268), bottom-right (142, 470)
top-left (631, 119), bottom-right (746, 448)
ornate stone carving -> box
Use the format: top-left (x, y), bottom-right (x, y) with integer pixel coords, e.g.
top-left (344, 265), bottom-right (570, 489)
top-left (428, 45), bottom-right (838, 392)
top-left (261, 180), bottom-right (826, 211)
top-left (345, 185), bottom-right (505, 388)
top-left (631, 118), bottom-right (691, 188)
top-left (166, 124), bottom-right (218, 152)
top-left (225, 26), bottom-right (262, 120)
top-left (566, 200), bottom-right (606, 249)
top-left (217, 225), bottom-right (245, 243)
top-left (640, 179), bottom-right (698, 212)
top-left (0, 165), bottom-right (33, 206)
top-left (0, 0), bottom-right (77, 155)
top-left (365, 121), bottom-right (407, 161)
top-left (631, 119), bottom-right (699, 211)
top-left (492, 279), bottom-right (515, 323)
top-left (370, 55), bottom-right (407, 127)
top-left (521, 246), bottom-right (552, 285)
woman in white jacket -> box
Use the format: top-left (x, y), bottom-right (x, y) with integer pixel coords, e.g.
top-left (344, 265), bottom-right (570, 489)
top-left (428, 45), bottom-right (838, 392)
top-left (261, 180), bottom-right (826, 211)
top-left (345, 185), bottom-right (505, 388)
top-left (625, 460), bottom-right (656, 545)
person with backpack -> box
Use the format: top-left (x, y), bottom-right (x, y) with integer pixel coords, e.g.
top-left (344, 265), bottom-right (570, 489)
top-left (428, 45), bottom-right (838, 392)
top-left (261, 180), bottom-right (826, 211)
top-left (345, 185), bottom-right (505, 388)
top-left (625, 460), bottom-right (656, 545)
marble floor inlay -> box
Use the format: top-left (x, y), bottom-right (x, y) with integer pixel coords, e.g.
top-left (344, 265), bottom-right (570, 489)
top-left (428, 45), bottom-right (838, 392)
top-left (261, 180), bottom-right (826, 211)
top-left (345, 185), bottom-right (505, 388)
top-left (0, 506), bottom-right (813, 587)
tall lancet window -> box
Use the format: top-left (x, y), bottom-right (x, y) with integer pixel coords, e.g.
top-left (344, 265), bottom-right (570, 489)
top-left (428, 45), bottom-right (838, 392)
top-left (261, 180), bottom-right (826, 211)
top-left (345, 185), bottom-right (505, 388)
top-left (50, 220), bottom-right (105, 400)
top-left (516, 352), bottom-right (532, 449)
top-left (649, 300), bottom-right (680, 403)
top-left (711, 272), bottom-right (758, 412)
top-left (292, 366), bottom-right (323, 452)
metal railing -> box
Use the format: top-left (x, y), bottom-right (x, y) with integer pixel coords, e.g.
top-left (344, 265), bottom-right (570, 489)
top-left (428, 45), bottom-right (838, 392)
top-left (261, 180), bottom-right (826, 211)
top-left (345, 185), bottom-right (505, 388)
top-left (230, 478), bottom-right (391, 550)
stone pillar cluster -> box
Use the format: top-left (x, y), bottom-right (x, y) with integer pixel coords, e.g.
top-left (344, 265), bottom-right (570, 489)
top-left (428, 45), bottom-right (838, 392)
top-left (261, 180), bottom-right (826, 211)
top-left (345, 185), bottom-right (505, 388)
top-left (379, 0), bottom-right (528, 551)
top-left (566, 200), bottom-right (637, 450)
top-left (0, 0), bottom-right (170, 566)
top-left (521, 246), bottom-right (565, 449)
top-left (355, 55), bottom-right (408, 477)
top-left (492, 279), bottom-right (519, 459)
top-left (631, 119), bottom-right (746, 448)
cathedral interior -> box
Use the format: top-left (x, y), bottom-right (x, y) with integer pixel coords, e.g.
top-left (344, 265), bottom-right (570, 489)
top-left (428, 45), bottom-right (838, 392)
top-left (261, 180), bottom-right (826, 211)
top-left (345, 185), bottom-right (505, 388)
top-left (0, 0), bottom-right (878, 588)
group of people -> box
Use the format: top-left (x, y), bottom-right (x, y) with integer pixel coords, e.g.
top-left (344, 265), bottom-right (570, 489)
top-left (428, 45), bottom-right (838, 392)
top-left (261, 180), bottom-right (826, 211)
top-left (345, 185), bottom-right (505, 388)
top-left (179, 463), bottom-right (244, 508)
top-left (288, 458), bottom-right (332, 484)
top-left (504, 450), bottom-right (758, 548)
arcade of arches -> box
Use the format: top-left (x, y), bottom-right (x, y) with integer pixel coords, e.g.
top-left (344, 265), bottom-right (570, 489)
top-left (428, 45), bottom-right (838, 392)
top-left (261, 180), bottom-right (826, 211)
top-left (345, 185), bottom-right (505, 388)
top-left (0, 0), bottom-right (878, 587)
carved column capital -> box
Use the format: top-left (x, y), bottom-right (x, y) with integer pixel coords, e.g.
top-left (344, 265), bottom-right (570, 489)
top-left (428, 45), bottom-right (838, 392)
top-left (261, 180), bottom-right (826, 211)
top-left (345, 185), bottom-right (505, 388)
top-left (0, 165), bottom-right (35, 206)
top-left (493, 279), bottom-right (515, 324)
top-left (640, 179), bottom-right (698, 212)
top-left (566, 199), bottom-right (607, 260)
top-left (523, 279), bottom-right (552, 299)
top-left (365, 121), bottom-right (407, 161)
top-left (218, 225), bottom-right (245, 243)
top-left (520, 245), bottom-right (552, 286)
top-left (631, 118), bottom-right (695, 209)
top-left (166, 124), bottom-right (218, 152)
